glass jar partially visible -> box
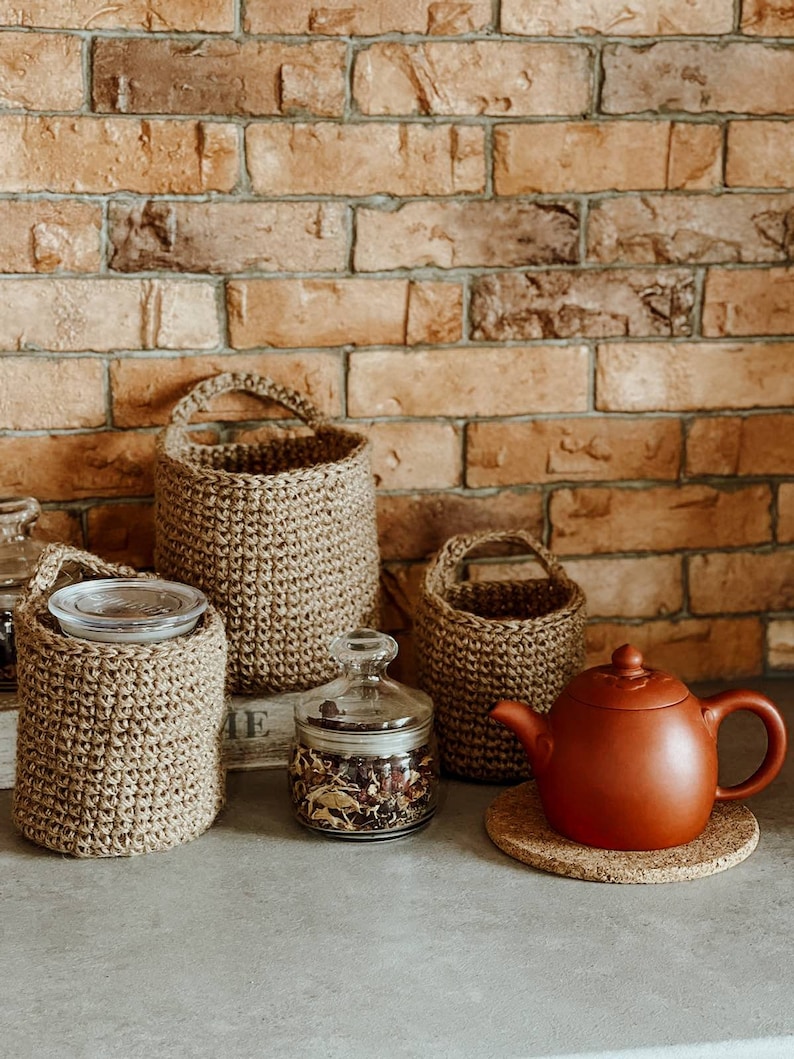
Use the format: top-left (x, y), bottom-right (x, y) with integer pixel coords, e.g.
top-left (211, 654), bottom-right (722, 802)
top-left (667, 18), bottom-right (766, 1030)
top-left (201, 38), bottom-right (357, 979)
top-left (288, 628), bottom-right (439, 840)
top-left (0, 498), bottom-right (45, 692)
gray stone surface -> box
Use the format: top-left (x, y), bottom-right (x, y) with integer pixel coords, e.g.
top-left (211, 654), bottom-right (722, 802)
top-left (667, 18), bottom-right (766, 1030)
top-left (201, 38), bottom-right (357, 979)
top-left (2, 679), bottom-right (792, 1059)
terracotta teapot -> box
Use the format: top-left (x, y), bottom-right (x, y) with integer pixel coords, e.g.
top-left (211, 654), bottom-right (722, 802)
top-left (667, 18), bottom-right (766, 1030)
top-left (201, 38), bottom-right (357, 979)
top-left (491, 644), bottom-right (788, 851)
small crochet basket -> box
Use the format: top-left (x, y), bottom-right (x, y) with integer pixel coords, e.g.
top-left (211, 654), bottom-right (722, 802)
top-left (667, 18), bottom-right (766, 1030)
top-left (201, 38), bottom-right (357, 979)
top-left (154, 372), bottom-right (381, 695)
top-left (12, 545), bottom-right (228, 858)
top-left (414, 529), bottom-right (586, 783)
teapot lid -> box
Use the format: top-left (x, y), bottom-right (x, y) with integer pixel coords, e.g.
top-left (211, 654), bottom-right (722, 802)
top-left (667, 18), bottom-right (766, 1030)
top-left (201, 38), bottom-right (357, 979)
top-left (565, 644), bottom-right (688, 711)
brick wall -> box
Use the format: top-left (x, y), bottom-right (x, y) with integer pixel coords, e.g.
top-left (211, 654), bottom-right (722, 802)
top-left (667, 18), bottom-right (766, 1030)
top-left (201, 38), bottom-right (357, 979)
top-left (1, 0), bottom-right (792, 681)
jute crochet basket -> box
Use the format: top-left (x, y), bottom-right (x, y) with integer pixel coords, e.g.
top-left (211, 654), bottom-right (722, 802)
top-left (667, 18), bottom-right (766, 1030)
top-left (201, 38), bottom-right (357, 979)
top-left (154, 372), bottom-right (381, 695)
top-left (12, 545), bottom-right (228, 858)
top-left (414, 529), bottom-right (586, 783)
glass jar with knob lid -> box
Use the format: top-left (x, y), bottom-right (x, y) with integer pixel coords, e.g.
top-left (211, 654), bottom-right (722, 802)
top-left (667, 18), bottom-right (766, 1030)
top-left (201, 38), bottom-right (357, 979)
top-left (0, 498), bottom-right (45, 692)
top-left (288, 628), bottom-right (439, 840)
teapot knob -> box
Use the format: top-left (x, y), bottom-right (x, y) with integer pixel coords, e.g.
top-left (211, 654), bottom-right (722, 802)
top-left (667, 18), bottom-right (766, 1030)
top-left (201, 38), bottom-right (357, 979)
top-left (611, 643), bottom-right (646, 677)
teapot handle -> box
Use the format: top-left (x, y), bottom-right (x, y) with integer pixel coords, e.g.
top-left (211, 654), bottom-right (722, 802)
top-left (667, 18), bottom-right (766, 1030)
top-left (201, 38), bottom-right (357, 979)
top-left (701, 690), bottom-right (788, 802)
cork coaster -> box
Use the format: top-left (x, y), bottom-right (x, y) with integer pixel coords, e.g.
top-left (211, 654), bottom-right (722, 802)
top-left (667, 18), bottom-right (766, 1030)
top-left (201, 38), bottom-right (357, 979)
top-left (485, 782), bottom-right (759, 884)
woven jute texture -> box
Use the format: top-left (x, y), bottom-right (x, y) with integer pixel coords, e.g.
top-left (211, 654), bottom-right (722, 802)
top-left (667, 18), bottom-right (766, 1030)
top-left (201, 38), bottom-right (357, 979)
top-left (154, 372), bottom-right (381, 695)
top-left (414, 530), bottom-right (586, 783)
top-left (12, 545), bottom-right (228, 858)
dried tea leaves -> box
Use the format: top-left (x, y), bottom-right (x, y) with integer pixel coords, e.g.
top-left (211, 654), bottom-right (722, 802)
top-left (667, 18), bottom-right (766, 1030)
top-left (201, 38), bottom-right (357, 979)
top-left (288, 742), bottom-right (437, 837)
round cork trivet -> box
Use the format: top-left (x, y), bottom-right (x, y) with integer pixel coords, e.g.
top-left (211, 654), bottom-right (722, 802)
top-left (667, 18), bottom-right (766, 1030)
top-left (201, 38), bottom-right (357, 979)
top-left (485, 782), bottom-right (759, 884)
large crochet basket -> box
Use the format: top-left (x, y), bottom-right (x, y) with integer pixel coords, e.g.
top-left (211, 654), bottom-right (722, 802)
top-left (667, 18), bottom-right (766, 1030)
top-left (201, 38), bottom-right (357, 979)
top-left (414, 530), bottom-right (586, 783)
top-left (12, 545), bottom-right (228, 858)
top-left (155, 372), bottom-right (381, 695)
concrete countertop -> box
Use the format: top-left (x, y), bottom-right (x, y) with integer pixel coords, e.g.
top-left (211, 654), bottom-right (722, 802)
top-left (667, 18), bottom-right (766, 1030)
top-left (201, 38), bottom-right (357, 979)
top-left (2, 679), bottom-right (793, 1059)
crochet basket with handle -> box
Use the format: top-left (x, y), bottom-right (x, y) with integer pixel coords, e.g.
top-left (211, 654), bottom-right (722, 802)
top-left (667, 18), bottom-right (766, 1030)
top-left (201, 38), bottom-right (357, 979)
top-left (12, 544), bottom-right (228, 858)
top-left (154, 372), bottom-right (381, 695)
top-left (414, 529), bottom-right (587, 783)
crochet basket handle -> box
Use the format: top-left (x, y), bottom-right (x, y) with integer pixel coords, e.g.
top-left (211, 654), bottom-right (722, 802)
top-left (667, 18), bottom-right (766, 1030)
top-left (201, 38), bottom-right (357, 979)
top-left (168, 372), bottom-right (330, 433)
top-left (22, 543), bottom-right (143, 607)
top-left (424, 529), bottom-right (573, 600)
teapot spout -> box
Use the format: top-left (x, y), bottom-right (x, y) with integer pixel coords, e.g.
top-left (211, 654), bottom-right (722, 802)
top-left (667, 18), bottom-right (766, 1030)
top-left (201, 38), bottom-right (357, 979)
top-left (490, 700), bottom-right (553, 774)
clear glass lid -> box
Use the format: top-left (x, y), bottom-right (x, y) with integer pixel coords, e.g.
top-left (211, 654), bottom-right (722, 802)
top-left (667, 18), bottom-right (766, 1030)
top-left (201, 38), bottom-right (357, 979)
top-left (48, 578), bottom-right (208, 642)
top-left (295, 628), bottom-right (433, 735)
top-left (0, 497), bottom-right (43, 591)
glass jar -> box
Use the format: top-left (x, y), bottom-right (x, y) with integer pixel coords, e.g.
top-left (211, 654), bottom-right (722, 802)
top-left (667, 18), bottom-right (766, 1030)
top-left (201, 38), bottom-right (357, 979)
top-left (288, 628), bottom-right (439, 840)
top-left (0, 497), bottom-right (45, 692)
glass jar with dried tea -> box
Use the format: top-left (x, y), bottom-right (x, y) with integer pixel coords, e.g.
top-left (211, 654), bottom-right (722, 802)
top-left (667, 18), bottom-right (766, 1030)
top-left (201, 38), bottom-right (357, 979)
top-left (0, 497), bottom-right (45, 693)
top-left (288, 628), bottom-right (439, 840)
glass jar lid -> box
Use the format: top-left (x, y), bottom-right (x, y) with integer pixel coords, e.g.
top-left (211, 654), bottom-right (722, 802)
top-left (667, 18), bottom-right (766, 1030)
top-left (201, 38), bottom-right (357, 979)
top-left (0, 497), bottom-right (44, 593)
top-left (48, 578), bottom-right (208, 643)
top-left (294, 629), bottom-right (434, 754)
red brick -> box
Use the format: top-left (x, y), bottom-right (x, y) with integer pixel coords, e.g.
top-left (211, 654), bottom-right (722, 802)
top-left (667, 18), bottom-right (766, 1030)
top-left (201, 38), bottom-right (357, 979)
top-left (243, 0), bottom-right (492, 34)
top-left (0, 432), bottom-right (154, 501)
top-left (377, 490), bottom-right (544, 561)
top-left (0, 1), bottom-right (234, 29)
top-left (110, 352), bottom-right (343, 428)
top-left (364, 421), bottom-right (462, 490)
top-left (727, 122), bottom-right (794, 189)
top-left (586, 618), bottom-right (763, 681)
top-left (227, 279), bottom-right (462, 350)
top-left (0, 201), bottom-right (101, 272)
top-left (87, 502), bottom-right (155, 569)
top-left (471, 269), bottom-right (695, 341)
top-left (1, 357), bottom-right (105, 429)
top-left (666, 124), bottom-right (723, 191)
top-left (550, 484), bottom-right (772, 554)
top-left (562, 556), bottom-right (683, 618)
top-left (355, 201), bottom-right (578, 271)
top-left (384, 631), bottom-right (420, 686)
top-left (779, 484), bottom-right (794, 544)
top-left (686, 415), bottom-right (794, 477)
top-left (502, 0), bottom-right (734, 35)
top-left (741, 1), bottom-right (794, 35)
top-left (703, 267), bottom-right (794, 337)
top-left (466, 417), bottom-right (681, 487)
top-left (587, 193), bottom-right (794, 265)
top-left (353, 42), bottom-right (591, 116)
top-left (0, 117), bottom-right (238, 194)
top-left (347, 346), bottom-right (589, 418)
top-left (689, 551), bottom-right (794, 614)
top-left (602, 42), bottom-right (794, 115)
top-left (768, 619), bottom-right (794, 669)
top-left (380, 561), bottom-right (427, 632)
top-left (0, 278), bottom-right (220, 352)
top-left (597, 343), bottom-right (794, 412)
top-left (685, 418), bottom-right (742, 477)
top-left (33, 510), bottom-right (83, 548)
top-left (0, 32), bottom-right (83, 110)
top-left (109, 201), bottom-right (347, 274)
top-left (93, 39), bottom-right (345, 117)
top-left (514, 124), bottom-right (720, 195)
top-left (405, 282), bottom-right (463, 345)
top-left (245, 123), bottom-right (484, 196)
top-left (495, 122), bottom-right (677, 195)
